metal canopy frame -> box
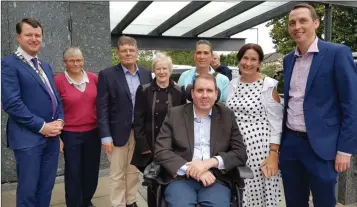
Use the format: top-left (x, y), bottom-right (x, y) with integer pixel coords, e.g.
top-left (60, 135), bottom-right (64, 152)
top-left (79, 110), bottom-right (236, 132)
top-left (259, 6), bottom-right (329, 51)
top-left (111, 1), bottom-right (357, 48)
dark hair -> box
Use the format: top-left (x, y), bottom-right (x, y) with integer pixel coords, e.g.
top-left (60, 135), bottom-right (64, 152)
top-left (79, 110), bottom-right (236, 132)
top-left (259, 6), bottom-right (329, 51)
top-left (195, 40), bottom-right (213, 54)
top-left (16, 18), bottom-right (43, 35)
top-left (291, 3), bottom-right (318, 20)
top-left (192, 74), bottom-right (217, 90)
top-left (236, 43), bottom-right (264, 74)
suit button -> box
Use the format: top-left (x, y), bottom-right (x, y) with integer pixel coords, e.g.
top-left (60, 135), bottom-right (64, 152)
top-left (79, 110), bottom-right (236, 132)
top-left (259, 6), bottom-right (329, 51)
top-left (155, 113), bottom-right (158, 116)
top-left (165, 101), bottom-right (169, 104)
top-left (156, 100), bottom-right (159, 103)
top-left (130, 109), bottom-right (132, 112)
top-left (155, 126), bottom-right (158, 129)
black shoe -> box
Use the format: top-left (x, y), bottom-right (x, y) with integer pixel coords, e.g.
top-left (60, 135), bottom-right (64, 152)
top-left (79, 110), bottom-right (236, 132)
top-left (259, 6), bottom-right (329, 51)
top-left (126, 202), bottom-right (138, 207)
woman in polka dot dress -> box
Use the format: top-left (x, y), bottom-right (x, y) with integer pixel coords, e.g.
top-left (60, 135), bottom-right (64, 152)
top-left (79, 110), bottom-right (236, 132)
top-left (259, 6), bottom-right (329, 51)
top-left (226, 43), bottom-right (284, 207)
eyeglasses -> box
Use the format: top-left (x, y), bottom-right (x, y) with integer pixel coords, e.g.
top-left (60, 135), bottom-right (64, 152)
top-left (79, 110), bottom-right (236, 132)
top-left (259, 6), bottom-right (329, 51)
top-left (65, 59), bottom-right (83, 64)
top-left (118, 49), bottom-right (137, 54)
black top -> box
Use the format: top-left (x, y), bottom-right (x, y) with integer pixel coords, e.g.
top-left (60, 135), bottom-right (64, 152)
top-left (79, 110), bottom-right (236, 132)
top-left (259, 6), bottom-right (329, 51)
top-left (215, 65), bottom-right (232, 81)
top-left (131, 78), bottom-right (186, 169)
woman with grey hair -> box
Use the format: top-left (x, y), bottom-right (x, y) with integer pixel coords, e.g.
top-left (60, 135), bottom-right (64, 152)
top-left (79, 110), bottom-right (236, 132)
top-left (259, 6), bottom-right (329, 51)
top-left (131, 53), bottom-right (186, 207)
top-left (54, 47), bottom-right (100, 207)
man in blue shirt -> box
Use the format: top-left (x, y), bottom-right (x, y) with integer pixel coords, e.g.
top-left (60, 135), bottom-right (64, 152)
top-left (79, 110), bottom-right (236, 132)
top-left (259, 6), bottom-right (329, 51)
top-left (178, 40), bottom-right (230, 102)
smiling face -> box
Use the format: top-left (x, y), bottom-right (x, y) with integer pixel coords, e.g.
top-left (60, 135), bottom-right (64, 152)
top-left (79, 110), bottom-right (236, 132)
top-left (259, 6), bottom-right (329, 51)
top-left (16, 23), bottom-right (42, 56)
top-left (288, 7), bottom-right (319, 46)
top-left (64, 55), bottom-right (84, 74)
top-left (154, 60), bottom-right (171, 84)
top-left (194, 44), bottom-right (213, 70)
top-left (239, 49), bottom-right (261, 77)
top-left (192, 77), bottom-right (218, 112)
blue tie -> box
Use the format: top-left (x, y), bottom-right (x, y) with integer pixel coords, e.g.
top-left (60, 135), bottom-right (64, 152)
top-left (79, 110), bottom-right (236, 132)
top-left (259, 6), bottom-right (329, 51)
top-left (31, 58), bottom-right (58, 117)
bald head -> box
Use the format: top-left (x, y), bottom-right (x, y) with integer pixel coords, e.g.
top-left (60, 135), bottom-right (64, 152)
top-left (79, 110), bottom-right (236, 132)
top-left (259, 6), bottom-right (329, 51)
top-left (211, 52), bottom-right (220, 69)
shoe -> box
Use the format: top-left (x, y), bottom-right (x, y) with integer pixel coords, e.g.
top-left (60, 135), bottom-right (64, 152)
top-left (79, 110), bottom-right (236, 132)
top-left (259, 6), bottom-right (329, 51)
top-left (126, 202), bottom-right (138, 207)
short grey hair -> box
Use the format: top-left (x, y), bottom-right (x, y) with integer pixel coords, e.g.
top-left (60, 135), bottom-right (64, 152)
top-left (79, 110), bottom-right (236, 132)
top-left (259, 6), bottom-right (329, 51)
top-left (152, 53), bottom-right (173, 73)
top-left (63, 47), bottom-right (83, 59)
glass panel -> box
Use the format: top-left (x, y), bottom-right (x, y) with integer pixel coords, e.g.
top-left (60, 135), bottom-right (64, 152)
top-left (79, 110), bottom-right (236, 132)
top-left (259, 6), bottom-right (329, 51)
top-left (110, 2), bottom-right (137, 31)
top-left (123, 2), bottom-right (190, 35)
top-left (199, 1), bottom-right (289, 37)
top-left (163, 2), bottom-right (240, 36)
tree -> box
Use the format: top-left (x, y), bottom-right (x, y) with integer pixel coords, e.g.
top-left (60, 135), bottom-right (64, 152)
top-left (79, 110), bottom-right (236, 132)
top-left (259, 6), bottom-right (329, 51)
top-left (162, 50), bottom-right (195, 66)
top-left (220, 52), bottom-right (238, 66)
top-left (267, 3), bottom-right (357, 55)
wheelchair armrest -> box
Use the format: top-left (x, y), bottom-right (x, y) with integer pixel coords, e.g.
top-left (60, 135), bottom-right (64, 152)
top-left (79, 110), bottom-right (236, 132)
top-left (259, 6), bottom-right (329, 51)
top-left (237, 166), bottom-right (254, 179)
top-left (143, 162), bottom-right (161, 180)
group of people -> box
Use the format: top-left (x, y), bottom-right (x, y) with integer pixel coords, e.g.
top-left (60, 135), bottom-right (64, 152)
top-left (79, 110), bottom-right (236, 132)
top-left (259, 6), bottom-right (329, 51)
top-left (2, 3), bottom-right (357, 207)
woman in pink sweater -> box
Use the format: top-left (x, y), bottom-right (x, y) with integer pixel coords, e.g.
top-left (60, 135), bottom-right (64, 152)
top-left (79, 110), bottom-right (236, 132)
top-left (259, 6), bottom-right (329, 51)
top-left (55, 47), bottom-right (100, 207)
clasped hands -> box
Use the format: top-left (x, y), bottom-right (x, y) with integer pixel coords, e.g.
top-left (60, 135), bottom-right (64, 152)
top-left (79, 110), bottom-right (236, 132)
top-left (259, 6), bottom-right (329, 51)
top-left (185, 158), bottom-right (218, 187)
top-left (40, 120), bottom-right (63, 137)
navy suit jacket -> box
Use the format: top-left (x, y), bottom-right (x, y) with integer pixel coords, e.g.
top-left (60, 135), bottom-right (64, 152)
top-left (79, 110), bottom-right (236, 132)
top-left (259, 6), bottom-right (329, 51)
top-left (1, 54), bottom-right (64, 150)
top-left (282, 40), bottom-right (357, 160)
top-left (96, 64), bottom-right (152, 147)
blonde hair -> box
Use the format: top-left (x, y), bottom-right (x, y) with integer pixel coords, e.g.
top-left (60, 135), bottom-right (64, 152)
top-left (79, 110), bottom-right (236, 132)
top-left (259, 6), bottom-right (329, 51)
top-left (63, 47), bottom-right (83, 58)
top-left (152, 53), bottom-right (173, 74)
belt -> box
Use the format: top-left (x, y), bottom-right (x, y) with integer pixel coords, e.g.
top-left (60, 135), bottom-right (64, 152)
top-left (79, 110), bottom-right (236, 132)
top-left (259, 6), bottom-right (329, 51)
top-left (131, 124), bottom-right (134, 128)
top-left (286, 128), bottom-right (308, 139)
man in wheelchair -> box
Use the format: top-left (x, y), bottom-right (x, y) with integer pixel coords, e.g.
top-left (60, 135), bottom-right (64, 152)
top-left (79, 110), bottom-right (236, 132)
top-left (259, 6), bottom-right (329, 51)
top-left (150, 74), bottom-right (248, 207)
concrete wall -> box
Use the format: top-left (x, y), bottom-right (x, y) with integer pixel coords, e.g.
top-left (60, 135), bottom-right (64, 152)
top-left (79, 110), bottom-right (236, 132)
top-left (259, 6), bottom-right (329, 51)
top-left (1, 1), bottom-right (112, 183)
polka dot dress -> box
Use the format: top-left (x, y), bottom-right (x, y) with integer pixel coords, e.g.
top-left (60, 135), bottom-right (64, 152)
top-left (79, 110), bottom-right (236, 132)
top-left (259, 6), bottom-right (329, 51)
top-left (227, 78), bottom-right (282, 207)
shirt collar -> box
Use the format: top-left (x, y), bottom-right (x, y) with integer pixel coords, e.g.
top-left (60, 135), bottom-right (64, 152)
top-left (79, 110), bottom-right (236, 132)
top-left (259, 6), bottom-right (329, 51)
top-left (64, 70), bottom-right (89, 85)
top-left (294, 36), bottom-right (319, 56)
top-left (193, 105), bottom-right (212, 121)
top-left (122, 64), bottom-right (139, 75)
top-left (17, 46), bottom-right (38, 63)
top-left (194, 66), bottom-right (215, 75)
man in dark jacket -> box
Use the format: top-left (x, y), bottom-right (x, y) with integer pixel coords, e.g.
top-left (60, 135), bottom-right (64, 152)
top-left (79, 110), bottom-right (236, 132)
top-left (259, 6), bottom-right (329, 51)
top-left (211, 52), bottom-right (232, 81)
top-left (154, 74), bottom-right (247, 206)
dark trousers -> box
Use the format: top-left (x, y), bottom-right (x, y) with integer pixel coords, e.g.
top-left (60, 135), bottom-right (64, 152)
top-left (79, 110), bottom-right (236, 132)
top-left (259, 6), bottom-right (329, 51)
top-left (280, 128), bottom-right (338, 207)
top-left (14, 139), bottom-right (60, 207)
top-left (62, 128), bottom-right (101, 207)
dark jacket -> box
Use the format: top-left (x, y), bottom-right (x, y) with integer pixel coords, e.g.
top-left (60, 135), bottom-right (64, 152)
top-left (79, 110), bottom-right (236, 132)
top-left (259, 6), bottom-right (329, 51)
top-left (96, 64), bottom-right (152, 147)
top-left (154, 103), bottom-right (247, 186)
top-left (215, 65), bottom-right (232, 81)
top-left (131, 78), bottom-right (186, 170)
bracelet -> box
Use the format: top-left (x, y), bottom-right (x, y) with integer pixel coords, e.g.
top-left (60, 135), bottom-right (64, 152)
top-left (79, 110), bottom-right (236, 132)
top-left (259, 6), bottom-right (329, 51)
top-left (270, 149), bottom-right (279, 153)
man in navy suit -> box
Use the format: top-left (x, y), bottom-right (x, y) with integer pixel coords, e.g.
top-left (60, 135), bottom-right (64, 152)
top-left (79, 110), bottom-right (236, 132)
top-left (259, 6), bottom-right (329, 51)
top-left (96, 35), bottom-right (152, 207)
top-left (280, 4), bottom-right (357, 207)
top-left (1, 18), bottom-right (64, 207)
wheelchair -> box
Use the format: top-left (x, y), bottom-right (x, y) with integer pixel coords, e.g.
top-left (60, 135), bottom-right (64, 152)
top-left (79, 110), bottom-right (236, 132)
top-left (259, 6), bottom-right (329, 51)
top-left (141, 82), bottom-right (254, 206)
top-left (142, 162), bottom-right (254, 207)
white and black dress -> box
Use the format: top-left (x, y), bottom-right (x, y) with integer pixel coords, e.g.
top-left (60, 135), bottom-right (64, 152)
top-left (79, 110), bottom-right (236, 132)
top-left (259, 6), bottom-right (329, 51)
top-left (226, 78), bottom-right (282, 207)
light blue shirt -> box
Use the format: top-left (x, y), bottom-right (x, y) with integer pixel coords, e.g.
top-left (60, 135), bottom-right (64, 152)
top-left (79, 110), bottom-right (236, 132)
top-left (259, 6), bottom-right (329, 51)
top-left (101, 64), bottom-right (140, 144)
top-left (177, 67), bottom-right (229, 103)
top-left (177, 106), bottom-right (225, 175)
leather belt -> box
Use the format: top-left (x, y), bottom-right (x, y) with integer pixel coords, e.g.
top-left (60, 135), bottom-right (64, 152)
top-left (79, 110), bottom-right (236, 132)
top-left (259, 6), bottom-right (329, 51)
top-left (287, 128), bottom-right (308, 139)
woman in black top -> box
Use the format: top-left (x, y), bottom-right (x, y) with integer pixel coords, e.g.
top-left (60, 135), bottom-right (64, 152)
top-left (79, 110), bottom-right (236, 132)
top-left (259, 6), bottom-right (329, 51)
top-left (131, 53), bottom-right (186, 206)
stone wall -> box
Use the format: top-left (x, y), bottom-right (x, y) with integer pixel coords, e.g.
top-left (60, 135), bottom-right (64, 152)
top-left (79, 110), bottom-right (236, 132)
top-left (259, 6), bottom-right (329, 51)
top-left (1, 1), bottom-right (112, 183)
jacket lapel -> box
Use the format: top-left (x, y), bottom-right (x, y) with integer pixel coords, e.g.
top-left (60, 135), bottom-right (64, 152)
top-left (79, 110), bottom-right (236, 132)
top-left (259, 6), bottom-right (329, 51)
top-left (304, 41), bottom-right (327, 97)
top-left (184, 104), bottom-right (195, 158)
top-left (210, 105), bottom-right (220, 156)
top-left (137, 66), bottom-right (147, 85)
top-left (116, 64), bottom-right (132, 101)
top-left (14, 55), bottom-right (49, 94)
top-left (283, 53), bottom-right (295, 106)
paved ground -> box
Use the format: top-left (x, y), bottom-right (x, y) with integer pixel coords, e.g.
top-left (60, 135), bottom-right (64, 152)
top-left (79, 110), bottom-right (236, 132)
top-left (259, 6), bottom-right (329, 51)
top-left (2, 170), bottom-right (356, 207)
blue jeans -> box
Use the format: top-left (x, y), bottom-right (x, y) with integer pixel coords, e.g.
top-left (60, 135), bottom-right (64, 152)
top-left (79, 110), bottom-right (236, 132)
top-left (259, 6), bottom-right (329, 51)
top-left (164, 179), bottom-right (231, 207)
